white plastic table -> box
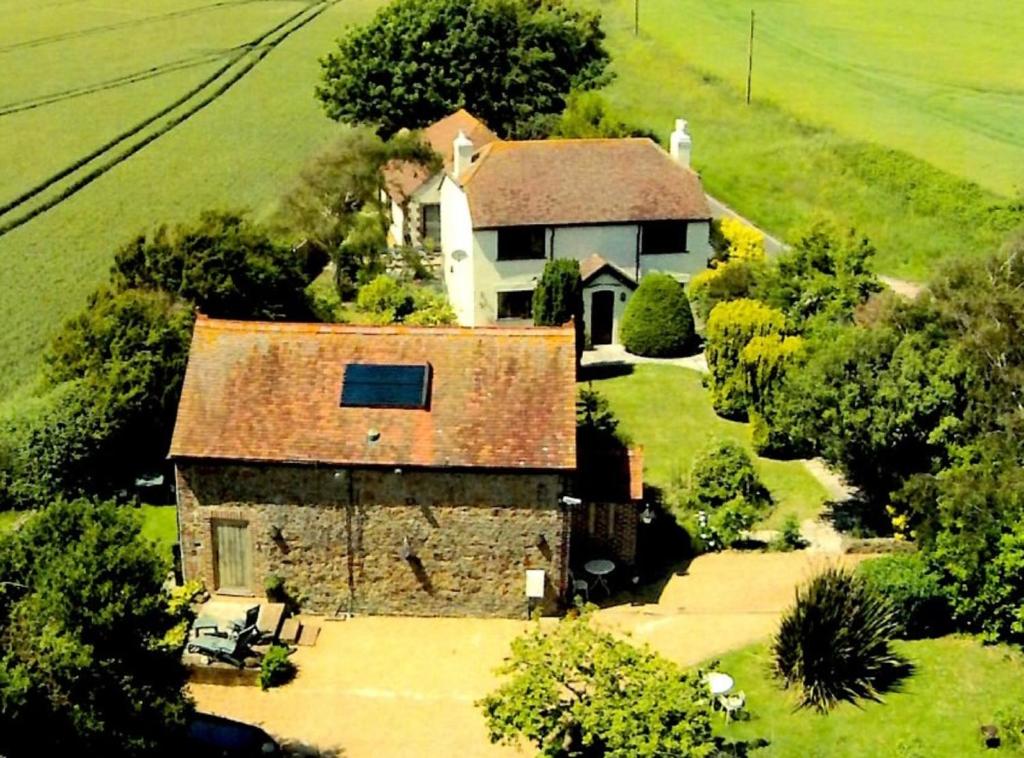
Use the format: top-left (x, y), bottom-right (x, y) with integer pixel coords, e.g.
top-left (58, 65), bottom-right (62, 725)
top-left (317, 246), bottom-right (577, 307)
top-left (705, 672), bottom-right (734, 696)
top-left (584, 559), bottom-right (616, 595)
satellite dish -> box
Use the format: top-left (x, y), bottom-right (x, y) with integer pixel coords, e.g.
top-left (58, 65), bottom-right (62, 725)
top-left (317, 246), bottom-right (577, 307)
top-left (451, 249), bottom-right (468, 262)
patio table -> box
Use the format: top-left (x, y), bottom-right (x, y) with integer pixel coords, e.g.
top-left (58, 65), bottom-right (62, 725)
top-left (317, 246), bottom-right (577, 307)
top-left (584, 559), bottom-right (615, 595)
top-left (705, 672), bottom-right (734, 697)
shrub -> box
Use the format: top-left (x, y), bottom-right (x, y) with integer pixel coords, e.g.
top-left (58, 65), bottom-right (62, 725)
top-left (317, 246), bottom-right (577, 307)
top-left (717, 217), bottom-right (766, 262)
top-left (773, 567), bottom-right (902, 712)
top-left (620, 273), bottom-right (695, 357)
top-left (770, 514), bottom-right (806, 552)
top-left (857, 554), bottom-right (949, 639)
top-left (705, 298), bottom-right (786, 418)
top-left (687, 260), bottom-right (756, 323)
top-left (355, 275), bottom-right (454, 325)
top-left (685, 442), bottom-right (772, 548)
top-left (259, 645), bottom-right (296, 690)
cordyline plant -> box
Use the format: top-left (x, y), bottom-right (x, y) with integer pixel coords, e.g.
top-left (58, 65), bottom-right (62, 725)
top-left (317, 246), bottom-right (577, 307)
top-left (478, 609), bottom-right (716, 757)
top-left (773, 566), bottom-right (904, 713)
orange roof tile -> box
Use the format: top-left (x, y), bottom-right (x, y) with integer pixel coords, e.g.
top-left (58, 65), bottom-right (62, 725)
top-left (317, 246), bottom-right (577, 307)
top-left (170, 318), bottom-right (577, 470)
top-left (579, 253), bottom-right (637, 288)
top-left (383, 109), bottom-right (498, 202)
top-left (458, 138), bottom-right (711, 228)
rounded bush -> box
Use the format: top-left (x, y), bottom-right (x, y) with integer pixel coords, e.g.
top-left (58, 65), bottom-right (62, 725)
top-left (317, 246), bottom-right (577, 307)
top-left (857, 553), bottom-right (950, 639)
top-left (620, 273), bottom-right (695, 357)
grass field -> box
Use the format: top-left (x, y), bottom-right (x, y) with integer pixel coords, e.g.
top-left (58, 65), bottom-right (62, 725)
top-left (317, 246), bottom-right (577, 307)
top-left (0, 0), bottom-right (383, 399)
top-left (587, 0), bottom-right (1024, 280)
top-left (714, 636), bottom-right (1024, 756)
top-left (586, 365), bottom-right (828, 528)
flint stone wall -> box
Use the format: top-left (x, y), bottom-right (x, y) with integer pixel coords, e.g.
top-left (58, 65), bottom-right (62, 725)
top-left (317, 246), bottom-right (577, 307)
top-left (176, 462), bottom-right (570, 618)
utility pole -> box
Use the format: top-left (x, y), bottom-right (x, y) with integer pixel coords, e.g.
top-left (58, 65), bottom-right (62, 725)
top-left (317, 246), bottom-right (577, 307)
top-left (746, 9), bottom-right (755, 105)
top-left (634, 0), bottom-right (639, 37)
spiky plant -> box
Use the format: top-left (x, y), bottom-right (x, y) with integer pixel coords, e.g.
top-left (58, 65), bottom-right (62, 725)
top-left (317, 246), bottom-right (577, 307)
top-left (772, 566), bottom-right (902, 713)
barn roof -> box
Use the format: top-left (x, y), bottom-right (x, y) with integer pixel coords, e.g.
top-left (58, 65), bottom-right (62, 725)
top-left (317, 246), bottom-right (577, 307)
top-left (170, 318), bottom-right (576, 470)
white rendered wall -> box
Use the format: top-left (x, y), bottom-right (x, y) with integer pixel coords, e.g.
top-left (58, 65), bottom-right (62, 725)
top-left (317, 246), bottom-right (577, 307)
top-left (439, 178), bottom-right (477, 325)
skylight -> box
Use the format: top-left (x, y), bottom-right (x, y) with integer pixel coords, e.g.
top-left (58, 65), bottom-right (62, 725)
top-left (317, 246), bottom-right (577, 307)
top-left (340, 364), bottom-right (431, 410)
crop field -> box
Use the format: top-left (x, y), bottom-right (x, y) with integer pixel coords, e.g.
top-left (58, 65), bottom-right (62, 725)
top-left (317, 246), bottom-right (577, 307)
top-left (0, 0), bottom-right (382, 398)
top-left (587, 0), bottom-right (1024, 280)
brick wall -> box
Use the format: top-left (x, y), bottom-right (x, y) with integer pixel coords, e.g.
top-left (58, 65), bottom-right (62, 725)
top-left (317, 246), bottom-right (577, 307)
top-left (176, 462), bottom-right (570, 618)
top-left (570, 501), bottom-right (639, 567)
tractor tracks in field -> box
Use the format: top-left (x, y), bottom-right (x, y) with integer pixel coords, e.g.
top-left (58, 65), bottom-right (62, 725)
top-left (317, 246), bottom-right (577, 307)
top-left (0, 0), bottom-right (339, 239)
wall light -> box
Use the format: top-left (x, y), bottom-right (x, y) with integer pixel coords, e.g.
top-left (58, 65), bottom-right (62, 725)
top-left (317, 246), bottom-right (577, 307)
top-left (640, 504), bottom-right (655, 525)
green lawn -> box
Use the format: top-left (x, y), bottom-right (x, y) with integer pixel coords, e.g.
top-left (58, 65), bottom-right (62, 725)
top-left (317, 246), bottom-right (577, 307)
top-left (586, 364), bottom-right (828, 528)
top-left (586, 0), bottom-right (1023, 280)
top-left (0, 0), bottom-right (384, 398)
top-left (713, 636), bottom-right (1024, 756)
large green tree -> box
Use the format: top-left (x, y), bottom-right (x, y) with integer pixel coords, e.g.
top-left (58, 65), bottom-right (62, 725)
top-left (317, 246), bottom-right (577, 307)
top-left (316, 0), bottom-right (610, 138)
top-left (0, 500), bottom-right (192, 755)
top-left (478, 611), bottom-right (715, 757)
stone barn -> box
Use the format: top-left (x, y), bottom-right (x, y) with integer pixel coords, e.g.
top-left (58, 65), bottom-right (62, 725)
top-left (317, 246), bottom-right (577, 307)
top-left (171, 317), bottom-right (647, 618)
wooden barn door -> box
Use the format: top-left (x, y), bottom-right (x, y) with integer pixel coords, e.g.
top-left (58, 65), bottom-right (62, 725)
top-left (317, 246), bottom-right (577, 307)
top-left (213, 521), bottom-right (251, 593)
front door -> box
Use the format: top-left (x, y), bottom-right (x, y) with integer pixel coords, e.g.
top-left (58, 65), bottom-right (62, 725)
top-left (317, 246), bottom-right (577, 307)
top-left (214, 521), bottom-right (251, 593)
top-left (591, 290), bottom-right (614, 345)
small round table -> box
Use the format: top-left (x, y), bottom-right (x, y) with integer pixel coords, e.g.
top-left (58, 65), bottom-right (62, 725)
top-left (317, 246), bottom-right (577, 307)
top-left (705, 672), bottom-right (734, 697)
top-left (584, 559), bottom-right (616, 595)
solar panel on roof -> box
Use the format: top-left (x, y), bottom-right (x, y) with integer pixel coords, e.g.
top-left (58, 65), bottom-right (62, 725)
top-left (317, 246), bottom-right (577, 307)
top-left (340, 363), bottom-right (431, 409)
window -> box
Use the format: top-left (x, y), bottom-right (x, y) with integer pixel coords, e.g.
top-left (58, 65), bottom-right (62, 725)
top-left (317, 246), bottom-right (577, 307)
top-left (420, 203), bottom-right (441, 244)
top-left (340, 363), bottom-right (431, 409)
top-left (497, 290), bottom-right (534, 320)
top-left (497, 226), bottom-right (546, 261)
top-left (641, 221), bottom-right (688, 254)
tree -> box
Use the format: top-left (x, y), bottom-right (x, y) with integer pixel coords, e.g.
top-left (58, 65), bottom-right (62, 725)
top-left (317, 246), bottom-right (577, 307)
top-left (113, 210), bottom-right (314, 320)
top-left (355, 274), bottom-right (455, 325)
top-left (316, 0), bottom-right (611, 139)
top-left (687, 260), bottom-right (757, 322)
top-left (704, 298), bottom-right (786, 418)
top-left (753, 220), bottom-right (881, 330)
top-left (276, 128), bottom-right (438, 299)
top-left (620, 273), bottom-right (695, 357)
top-left (683, 442), bottom-right (772, 548)
top-left (740, 333), bottom-right (806, 454)
top-left (0, 500), bottom-right (192, 755)
top-left (478, 611), bottom-right (716, 757)
top-left (533, 259), bottom-right (583, 328)
top-left (549, 91), bottom-right (654, 139)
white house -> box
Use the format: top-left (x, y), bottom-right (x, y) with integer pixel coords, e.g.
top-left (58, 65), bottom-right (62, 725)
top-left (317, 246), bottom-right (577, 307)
top-left (382, 109), bottom-right (498, 249)
top-left (438, 119), bottom-right (713, 345)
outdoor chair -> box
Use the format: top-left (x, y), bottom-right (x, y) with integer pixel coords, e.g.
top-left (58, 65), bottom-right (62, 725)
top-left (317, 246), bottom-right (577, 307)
top-left (192, 605), bottom-right (259, 640)
top-left (719, 691), bottom-right (746, 722)
top-left (187, 622), bottom-right (261, 669)
top-left (567, 569), bottom-right (589, 601)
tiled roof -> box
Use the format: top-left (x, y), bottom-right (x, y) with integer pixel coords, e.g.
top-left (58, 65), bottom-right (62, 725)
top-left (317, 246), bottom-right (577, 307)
top-left (459, 138), bottom-right (711, 228)
top-left (579, 254), bottom-right (637, 288)
top-left (383, 109), bottom-right (498, 202)
top-left (170, 318), bottom-right (576, 470)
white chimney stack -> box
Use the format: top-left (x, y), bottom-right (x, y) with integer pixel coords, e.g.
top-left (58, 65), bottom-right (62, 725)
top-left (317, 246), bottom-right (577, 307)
top-left (670, 118), bottom-right (692, 168)
top-left (453, 130), bottom-right (474, 177)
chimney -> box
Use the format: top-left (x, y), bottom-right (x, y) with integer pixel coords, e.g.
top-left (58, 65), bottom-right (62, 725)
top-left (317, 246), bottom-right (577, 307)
top-left (452, 130), bottom-right (474, 178)
top-left (670, 118), bottom-right (692, 168)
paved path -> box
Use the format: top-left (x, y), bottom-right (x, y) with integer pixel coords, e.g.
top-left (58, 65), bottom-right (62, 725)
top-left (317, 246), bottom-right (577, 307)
top-left (581, 343), bottom-right (708, 372)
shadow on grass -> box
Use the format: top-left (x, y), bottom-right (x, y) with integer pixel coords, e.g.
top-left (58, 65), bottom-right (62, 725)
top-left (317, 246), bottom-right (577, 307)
top-left (822, 495), bottom-right (892, 538)
top-left (578, 362), bottom-right (635, 381)
top-left (715, 736), bottom-right (772, 756)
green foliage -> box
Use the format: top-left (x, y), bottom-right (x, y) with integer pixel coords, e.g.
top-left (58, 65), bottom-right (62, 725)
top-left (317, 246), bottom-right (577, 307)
top-left (684, 442), bottom-right (772, 549)
top-left (857, 554), bottom-right (949, 639)
top-left (161, 580), bottom-right (206, 652)
top-left (0, 500), bottom-right (192, 754)
top-left (113, 210), bottom-right (314, 321)
top-left (705, 298), bottom-right (786, 418)
top-left (550, 91), bottom-right (654, 139)
top-left (316, 0), bottom-right (611, 139)
top-left (259, 644), bottom-right (296, 691)
top-left (754, 220), bottom-right (882, 330)
top-left (769, 514), bottom-right (807, 552)
top-left (533, 259), bottom-right (582, 327)
top-left (773, 567), bottom-right (902, 713)
top-left (996, 704), bottom-right (1024, 751)
top-left (688, 260), bottom-right (758, 323)
top-left (355, 275), bottom-right (455, 325)
top-left (478, 611), bottom-right (715, 757)
top-left (620, 273), bottom-right (695, 357)
top-left (576, 386), bottom-right (620, 440)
